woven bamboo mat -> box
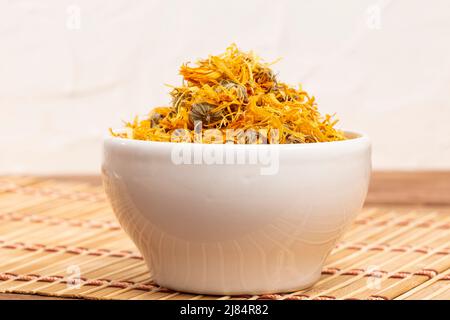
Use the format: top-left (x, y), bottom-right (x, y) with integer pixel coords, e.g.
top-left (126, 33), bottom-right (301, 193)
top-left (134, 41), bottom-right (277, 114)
top-left (0, 177), bottom-right (449, 300)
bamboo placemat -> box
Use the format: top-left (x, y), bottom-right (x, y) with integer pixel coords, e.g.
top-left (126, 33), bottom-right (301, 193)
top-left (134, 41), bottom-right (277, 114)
top-left (0, 177), bottom-right (449, 300)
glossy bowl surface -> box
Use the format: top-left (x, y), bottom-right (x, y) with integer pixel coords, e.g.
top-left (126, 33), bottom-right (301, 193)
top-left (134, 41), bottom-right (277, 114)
top-left (102, 132), bottom-right (371, 295)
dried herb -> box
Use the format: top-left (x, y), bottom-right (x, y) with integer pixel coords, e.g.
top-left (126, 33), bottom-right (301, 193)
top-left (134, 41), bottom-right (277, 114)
top-left (150, 112), bottom-right (162, 128)
top-left (111, 44), bottom-right (345, 144)
top-left (219, 80), bottom-right (248, 103)
top-left (189, 102), bottom-right (223, 126)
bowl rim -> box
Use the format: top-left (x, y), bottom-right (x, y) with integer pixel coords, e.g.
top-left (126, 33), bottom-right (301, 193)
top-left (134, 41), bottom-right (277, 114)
top-left (104, 130), bottom-right (370, 149)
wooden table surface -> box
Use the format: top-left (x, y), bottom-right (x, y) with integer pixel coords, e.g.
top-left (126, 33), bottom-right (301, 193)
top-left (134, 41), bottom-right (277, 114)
top-left (1, 171), bottom-right (449, 300)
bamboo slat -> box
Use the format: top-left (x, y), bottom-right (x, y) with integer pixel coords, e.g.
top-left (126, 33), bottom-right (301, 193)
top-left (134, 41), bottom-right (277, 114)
top-left (0, 176), bottom-right (448, 300)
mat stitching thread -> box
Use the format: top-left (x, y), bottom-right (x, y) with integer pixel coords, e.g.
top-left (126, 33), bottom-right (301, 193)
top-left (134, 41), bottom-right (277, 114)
top-left (0, 212), bottom-right (120, 230)
top-left (2, 209), bottom-right (442, 232)
top-left (0, 183), bottom-right (105, 202)
top-left (0, 266), bottom-right (440, 298)
top-left (1, 240), bottom-right (447, 262)
top-left (0, 272), bottom-right (173, 294)
top-left (0, 241), bottom-right (143, 259)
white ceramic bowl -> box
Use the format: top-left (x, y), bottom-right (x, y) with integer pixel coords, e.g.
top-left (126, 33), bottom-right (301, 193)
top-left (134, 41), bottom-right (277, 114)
top-left (102, 132), bottom-right (371, 295)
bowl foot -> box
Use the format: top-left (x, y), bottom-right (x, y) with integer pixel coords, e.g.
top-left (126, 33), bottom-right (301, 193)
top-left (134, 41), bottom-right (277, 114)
top-left (153, 273), bottom-right (322, 296)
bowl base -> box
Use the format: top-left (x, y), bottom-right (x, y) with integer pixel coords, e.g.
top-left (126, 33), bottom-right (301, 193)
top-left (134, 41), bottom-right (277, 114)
top-left (153, 273), bottom-right (322, 296)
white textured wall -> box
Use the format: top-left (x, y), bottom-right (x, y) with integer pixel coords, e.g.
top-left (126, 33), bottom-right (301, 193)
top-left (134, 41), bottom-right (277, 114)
top-left (1, 0), bottom-right (449, 174)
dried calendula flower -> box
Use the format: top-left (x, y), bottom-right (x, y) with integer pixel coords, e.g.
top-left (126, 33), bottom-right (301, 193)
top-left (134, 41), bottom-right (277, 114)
top-left (171, 87), bottom-right (192, 111)
top-left (189, 102), bottom-right (223, 126)
top-left (111, 44), bottom-right (346, 144)
top-left (149, 112), bottom-right (162, 128)
top-left (255, 67), bottom-right (277, 91)
top-left (286, 134), bottom-right (305, 144)
top-left (219, 79), bottom-right (248, 103)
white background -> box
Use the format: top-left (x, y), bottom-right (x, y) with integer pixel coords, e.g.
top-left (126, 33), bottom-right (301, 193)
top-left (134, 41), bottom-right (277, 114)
top-left (1, 0), bottom-right (449, 174)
